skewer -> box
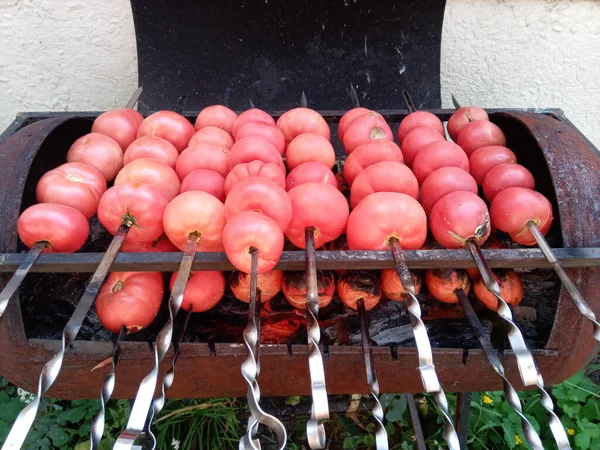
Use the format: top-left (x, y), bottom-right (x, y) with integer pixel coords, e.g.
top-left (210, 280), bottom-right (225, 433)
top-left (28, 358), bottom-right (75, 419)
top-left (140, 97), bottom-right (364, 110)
top-left (349, 83), bottom-right (360, 108)
top-left (406, 394), bottom-right (427, 450)
top-left (401, 88), bottom-right (417, 113)
top-left (1, 224), bottom-right (130, 450)
top-left (450, 94), bottom-right (462, 110)
top-left (301, 91), bottom-right (308, 108)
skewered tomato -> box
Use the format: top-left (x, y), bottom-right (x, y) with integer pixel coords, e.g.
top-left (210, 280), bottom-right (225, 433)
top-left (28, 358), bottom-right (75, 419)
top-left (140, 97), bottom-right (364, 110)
top-left (286, 133), bottom-right (336, 170)
top-left (180, 169), bottom-right (226, 202)
top-left (286, 182), bottom-right (349, 249)
top-left (347, 192), bottom-right (427, 250)
top-left (401, 126), bottom-right (446, 167)
top-left (456, 120), bottom-right (506, 156)
top-left (98, 183), bottom-right (168, 243)
top-left (137, 110), bottom-right (195, 153)
top-left (429, 191), bottom-right (490, 249)
top-left (420, 167), bottom-right (478, 215)
top-left (188, 126), bottom-right (234, 149)
top-left (350, 161), bottom-right (418, 208)
top-left (380, 269), bottom-right (422, 301)
top-left (222, 211), bottom-right (284, 274)
top-left (124, 136), bottom-right (179, 168)
top-left (67, 133), bottom-right (123, 181)
top-left (231, 109), bottom-right (275, 139)
top-left (195, 105), bottom-right (237, 133)
top-left (338, 107), bottom-right (370, 142)
top-left (411, 141), bottom-right (469, 185)
top-left (115, 158), bottom-right (180, 201)
top-left (121, 234), bottom-right (178, 252)
top-left (276, 107), bottom-right (330, 143)
top-left (163, 191), bottom-right (226, 252)
top-left (18, 203), bottom-right (89, 253)
top-left (96, 271), bottom-right (164, 333)
top-left (447, 106), bottom-right (489, 142)
top-left (337, 271), bottom-right (381, 311)
top-left (36, 162), bottom-right (107, 219)
top-left (92, 108), bottom-right (143, 150)
top-left (286, 162), bottom-right (337, 191)
top-left (229, 270), bottom-right (283, 303)
top-left (469, 145), bottom-right (516, 185)
top-left (228, 136), bottom-right (285, 173)
top-left (176, 143), bottom-right (230, 180)
top-left (224, 161), bottom-right (286, 196)
top-left (343, 140), bottom-right (403, 186)
top-left (425, 269), bottom-right (470, 304)
top-left (169, 270), bottom-right (225, 312)
top-left (236, 121), bottom-right (285, 155)
top-left (483, 163), bottom-right (535, 202)
top-left (397, 111), bottom-right (444, 144)
top-left (473, 270), bottom-right (524, 310)
top-left (342, 111), bottom-right (393, 154)
top-left (283, 270), bottom-right (335, 309)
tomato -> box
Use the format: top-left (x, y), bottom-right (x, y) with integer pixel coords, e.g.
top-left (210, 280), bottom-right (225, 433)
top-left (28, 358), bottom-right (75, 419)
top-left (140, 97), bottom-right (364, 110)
top-left (176, 143), bottom-right (230, 180)
top-left (342, 111), bottom-right (394, 154)
top-left (120, 234), bottom-right (178, 252)
top-left (447, 106), bottom-right (489, 142)
top-left (163, 191), bottom-right (226, 251)
top-left (337, 271), bottom-right (381, 311)
top-left (473, 270), bottom-right (524, 310)
top-left (180, 169), bottom-right (226, 202)
top-left (229, 270), bottom-right (283, 303)
top-left (115, 158), bottom-right (180, 202)
top-left (338, 107), bottom-right (370, 142)
top-left (483, 163), bottom-right (535, 202)
top-left (231, 109), bottom-right (275, 139)
top-left (489, 187), bottom-right (553, 245)
top-left (222, 211), bottom-right (284, 274)
top-left (137, 111), bottom-right (195, 153)
top-left (236, 121), bottom-right (285, 155)
top-left (124, 136), bottom-right (179, 168)
top-left (195, 105), bottom-right (237, 133)
top-left (397, 111), bottom-right (444, 144)
top-left (17, 203), bottom-right (89, 253)
top-left (225, 178), bottom-right (292, 232)
top-left (469, 145), bottom-right (517, 185)
top-left (286, 182), bottom-right (349, 249)
top-left (96, 271), bottom-right (164, 333)
top-left (276, 107), bottom-right (330, 143)
top-left (401, 126), bottom-right (446, 167)
top-left (456, 120), bottom-right (506, 156)
top-left (425, 269), bottom-right (470, 304)
top-left (283, 270), bottom-right (335, 309)
top-left (67, 133), bottom-right (123, 181)
top-left (169, 270), bottom-right (225, 312)
top-left (380, 269), bottom-right (422, 301)
top-left (347, 192), bottom-right (427, 250)
top-left (411, 141), bottom-right (469, 185)
top-left (228, 136), bottom-right (285, 173)
top-left (285, 133), bottom-right (336, 170)
top-left (36, 162), bottom-right (107, 219)
top-left (286, 162), bottom-right (337, 191)
top-left (343, 140), bottom-right (403, 186)
top-left (92, 108), bottom-right (144, 149)
top-left (430, 191), bottom-right (490, 249)
top-left (350, 161), bottom-right (418, 208)
top-left (224, 161), bottom-right (286, 196)
top-left (188, 126), bottom-right (234, 149)
top-left (420, 167), bottom-right (478, 215)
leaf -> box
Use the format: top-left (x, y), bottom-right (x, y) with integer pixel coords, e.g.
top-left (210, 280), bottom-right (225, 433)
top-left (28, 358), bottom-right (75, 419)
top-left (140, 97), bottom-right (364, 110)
top-left (74, 442), bottom-right (90, 450)
top-left (502, 422), bottom-right (517, 449)
top-left (64, 405), bottom-right (88, 424)
top-left (285, 395), bottom-right (301, 406)
top-left (575, 430), bottom-right (591, 450)
top-left (363, 434), bottom-right (375, 445)
top-left (48, 425), bottom-right (70, 447)
top-left (385, 394), bottom-right (407, 422)
top-left (581, 399), bottom-right (600, 421)
top-left (0, 399), bottom-right (24, 422)
top-left (385, 422), bottom-right (396, 436)
top-left (366, 423), bottom-right (376, 432)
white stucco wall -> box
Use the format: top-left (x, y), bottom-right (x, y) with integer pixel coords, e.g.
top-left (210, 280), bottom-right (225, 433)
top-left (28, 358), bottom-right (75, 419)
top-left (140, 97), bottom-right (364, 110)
top-left (1, 0), bottom-right (599, 146)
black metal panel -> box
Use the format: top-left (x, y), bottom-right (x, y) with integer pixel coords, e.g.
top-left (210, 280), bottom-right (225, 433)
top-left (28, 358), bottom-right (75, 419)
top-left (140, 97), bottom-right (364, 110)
top-left (130, 0), bottom-right (445, 112)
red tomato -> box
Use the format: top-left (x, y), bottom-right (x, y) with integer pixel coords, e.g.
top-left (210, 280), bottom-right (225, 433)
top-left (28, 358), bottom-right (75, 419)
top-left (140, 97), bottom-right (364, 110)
top-left (67, 133), bottom-right (124, 181)
top-left (469, 145), bottom-right (517, 185)
top-left (483, 163), bottom-right (535, 202)
top-left (473, 270), bottom-right (524, 310)
top-left (447, 106), bottom-right (489, 142)
top-left (124, 136), bottom-right (179, 168)
top-left (180, 169), bottom-right (226, 202)
top-left (236, 121), bottom-right (285, 155)
top-left (231, 109), bottom-right (275, 139)
top-left (188, 126), bottom-right (234, 149)
top-left (412, 141), bottom-right (469, 185)
top-left (285, 133), bottom-right (336, 170)
top-left (17, 203), bottom-right (89, 253)
top-left (420, 167), bottom-right (478, 215)
top-left (229, 270), bottom-right (283, 303)
top-left (489, 187), bottom-right (553, 245)
top-left (401, 126), bottom-right (446, 167)
top-left (337, 271), bottom-right (381, 311)
top-left (397, 111), bottom-right (444, 144)
top-left (137, 111), bottom-right (195, 153)
top-left (195, 105), bottom-right (237, 133)
top-left (98, 183), bottom-right (168, 243)
top-left (228, 136), bottom-right (285, 172)
top-left (286, 162), bottom-right (337, 191)
top-left (350, 161), bottom-right (418, 208)
top-left (222, 211), bottom-right (284, 274)
top-left (96, 271), bottom-right (164, 333)
top-left (115, 158), bottom-right (180, 202)
top-left (169, 270), bottom-right (225, 312)
top-left (430, 191), bottom-right (491, 249)
top-left (92, 108), bottom-right (144, 149)
top-left (120, 234), bottom-right (178, 252)
top-left (380, 269), bottom-right (422, 301)
top-left (283, 270), bottom-right (335, 309)
top-left (225, 178), bottom-right (292, 232)
top-left (343, 140), bottom-right (403, 186)
top-left (224, 161), bottom-right (286, 196)
top-left (176, 143), bottom-right (230, 180)
top-left (276, 108), bottom-right (330, 143)
top-left (286, 182), bottom-right (349, 249)
top-left (456, 120), bottom-right (506, 156)
top-left (425, 269), bottom-right (470, 304)
top-left (163, 191), bottom-right (226, 251)
top-left (338, 107), bottom-right (370, 142)
top-left (342, 111), bottom-right (393, 154)
top-left (347, 192), bottom-right (427, 250)
top-left (36, 162), bottom-right (107, 219)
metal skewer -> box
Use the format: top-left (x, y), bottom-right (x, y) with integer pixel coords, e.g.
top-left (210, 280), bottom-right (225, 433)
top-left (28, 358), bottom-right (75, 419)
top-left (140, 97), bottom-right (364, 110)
top-left (401, 88), bottom-right (417, 113)
top-left (406, 395), bottom-right (427, 450)
top-left (301, 91), bottom-right (308, 108)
